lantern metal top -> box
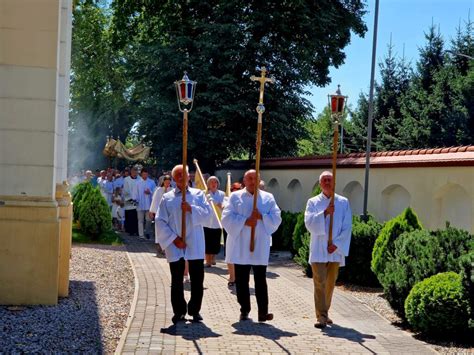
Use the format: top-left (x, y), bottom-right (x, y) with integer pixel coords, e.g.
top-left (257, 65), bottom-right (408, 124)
top-left (328, 85), bottom-right (348, 118)
top-left (174, 72), bottom-right (197, 112)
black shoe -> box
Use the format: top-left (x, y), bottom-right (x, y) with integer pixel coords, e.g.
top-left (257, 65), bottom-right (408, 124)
top-left (192, 313), bottom-right (203, 322)
top-left (258, 313), bottom-right (274, 322)
top-left (239, 312), bottom-right (249, 321)
top-left (314, 321), bottom-right (327, 329)
top-left (172, 314), bottom-right (185, 324)
top-left (227, 281), bottom-right (235, 287)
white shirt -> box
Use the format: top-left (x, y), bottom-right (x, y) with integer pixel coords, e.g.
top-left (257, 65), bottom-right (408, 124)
top-left (150, 186), bottom-right (172, 214)
top-left (123, 176), bottom-right (139, 210)
top-left (304, 193), bottom-right (352, 266)
top-left (137, 178), bottom-right (156, 211)
top-left (206, 189), bottom-right (225, 229)
top-left (155, 187), bottom-right (212, 263)
top-left (222, 189), bottom-right (281, 266)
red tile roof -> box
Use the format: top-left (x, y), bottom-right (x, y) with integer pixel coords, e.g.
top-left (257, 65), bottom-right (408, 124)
top-left (220, 146), bottom-right (474, 170)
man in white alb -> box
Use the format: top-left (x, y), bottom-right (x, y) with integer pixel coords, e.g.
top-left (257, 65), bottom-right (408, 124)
top-left (155, 165), bottom-right (212, 324)
top-left (222, 169), bottom-right (281, 322)
top-left (304, 171), bottom-right (352, 329)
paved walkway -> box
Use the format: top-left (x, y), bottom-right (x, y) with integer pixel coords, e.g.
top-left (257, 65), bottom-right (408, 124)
top-left (117, 236), bottom-right (436, 354)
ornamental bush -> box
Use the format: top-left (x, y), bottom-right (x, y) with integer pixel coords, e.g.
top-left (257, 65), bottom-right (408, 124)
top-left (458, 246), bottom-right (474, 331)
top-left (294, 231), bottom-right (312, 277)
top-left (432, 223), bottom-right (474, 272)
top-left (272, 211), bottom-right (298, 252)
top-left (78, 186), bottom-right (112, 239)
top-left (71, 181), bottom-right (92, 222)
top-left (405, 272), bottom-right (470, 335)
top-left (371, 207), bottom-right (422, 285)
top-left (339, 215), bottom-right (383, 286)
top-left (381, 229), bottom-right (439, 316)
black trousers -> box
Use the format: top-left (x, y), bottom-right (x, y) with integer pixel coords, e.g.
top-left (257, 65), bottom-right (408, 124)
top-left (169, 258), bottom-right (204, 317)
top-left (234, 264), bottom-right (268, 316)
top-left (124, 209), bottom-right (138, 235)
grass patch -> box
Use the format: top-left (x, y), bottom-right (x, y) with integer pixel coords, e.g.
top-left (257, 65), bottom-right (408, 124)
top-left (72, 224), bottom-right (122, 245)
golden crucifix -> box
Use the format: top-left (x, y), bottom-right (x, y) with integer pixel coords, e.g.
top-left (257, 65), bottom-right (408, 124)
top-left (249, 67), bottom-right (275, 252)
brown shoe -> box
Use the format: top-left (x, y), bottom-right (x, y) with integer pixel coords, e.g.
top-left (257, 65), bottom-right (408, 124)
top-left (258, 313), bottom-right (274, 322)
top-left (314, 321), bottom-right (327, 329)
top-left (327, 317), bottom-right (333, 324)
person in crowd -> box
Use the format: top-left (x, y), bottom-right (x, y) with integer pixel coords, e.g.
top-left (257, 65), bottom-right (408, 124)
top-left (304, 171), bottom-right (352, 329)
top-left (150, 175), bottom-right (172, 256)
top-left (114, 170), bottom-right (125, 192)
top-left (204, 176), bottom-right (225, 267)
top-left (123, 167), bottom-right (139, 236)
top-left (104, 173), bottom-right (115, 209)
top-left (155, 165), bottom-right (212, 324)
top-left (224, 182), bottom-right (243, 287)
top-left (137, 168), bottom-right (156, 239)
top-left (222, 170), bottom-right (281, 322)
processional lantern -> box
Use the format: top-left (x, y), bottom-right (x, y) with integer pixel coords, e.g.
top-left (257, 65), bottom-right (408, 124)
top-left (326, 85), bottom-right (347, 246)
top-left (174, 72), bottom-right (197, 244)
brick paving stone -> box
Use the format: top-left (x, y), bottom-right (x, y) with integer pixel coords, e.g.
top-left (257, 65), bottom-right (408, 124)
top-left (117, 235), bottom-right (437, 354)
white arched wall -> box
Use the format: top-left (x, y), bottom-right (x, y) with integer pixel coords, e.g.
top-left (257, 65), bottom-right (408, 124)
top-left (433, 183), bottom-right (472, 231)
top-left (343, 181), bottom-right (364, 216)
top-left (267, 178), bottom-right (280, 200)
top-left (287, 179), bottom-right (304, 212)
top-left (381, 184), bottom-right (411, 221)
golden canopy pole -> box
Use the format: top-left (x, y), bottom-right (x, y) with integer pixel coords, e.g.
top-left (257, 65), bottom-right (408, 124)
top-left (328, 85), bottom-right (347, 246)
top-left (249, 67), bottom-right (275, 252)
top-left (174, 72), bottom-right (197, 244)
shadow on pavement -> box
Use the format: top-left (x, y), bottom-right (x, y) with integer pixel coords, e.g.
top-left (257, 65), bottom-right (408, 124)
top-left (322, 324), bottom-right (377, 353)
top-left (160, 321), bottom-right (222, 341)
top-left (231, 321), bottom-right (297, 340)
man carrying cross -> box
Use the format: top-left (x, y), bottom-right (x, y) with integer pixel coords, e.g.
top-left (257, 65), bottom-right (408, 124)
top-left (222, 169), bottom-right (281, 322)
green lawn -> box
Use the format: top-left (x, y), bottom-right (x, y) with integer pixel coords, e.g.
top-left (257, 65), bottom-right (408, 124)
top-left (72, 224), bottom-right (123, 245)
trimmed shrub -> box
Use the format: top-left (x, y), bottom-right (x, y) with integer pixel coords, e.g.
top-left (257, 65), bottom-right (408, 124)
top-left (371, 207), bottom-right (422, 284)
top-left (292, 212), bottom-right (306, 255)
top-left (405, 272), bottom-right (470, 335)
top-left (382, 230), bottom-right (439, 316)
top-left (71, 181), bottom-right (92, 222)
top-left (339, 215), bottom-right (383, 286)
top-left (272, 211), bottom-right (298, 252)
top-left (78, 186), bottom-right (112, 238)
top-left (294, 231), bottom-right (312, 277)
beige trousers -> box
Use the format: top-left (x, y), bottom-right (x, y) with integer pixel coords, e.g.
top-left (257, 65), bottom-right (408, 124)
top-left (311, 262), bottom-right (339, 322)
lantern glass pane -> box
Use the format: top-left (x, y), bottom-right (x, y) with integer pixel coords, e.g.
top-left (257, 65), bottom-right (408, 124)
top-left (180, 82), bottom-right (186, 101)
top-left (187, 83), bottom-right (193, 101)
top-left (331, 97), bottom-right (338, 113)
top-left (338, 97), bottom-right (345, 113)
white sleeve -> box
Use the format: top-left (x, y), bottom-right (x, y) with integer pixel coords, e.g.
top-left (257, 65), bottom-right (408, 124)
top-left (190, 190), bottom-right (212, 226)
top-left (261, 196), bottom-right (282, 235)
top-left (221, 194), bottom-right (247, 236)
top-left (155, 198), bottom-right (178, 249)
top-left (304, 199), bottom-right (326, 236)
top-left (333, 200), bottom-right (352, 256)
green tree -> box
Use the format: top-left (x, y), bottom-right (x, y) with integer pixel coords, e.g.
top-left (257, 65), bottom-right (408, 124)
top-left (109, 0), bottom-right (367, 171)
top-left (297, 107), bottom-right (336, 156)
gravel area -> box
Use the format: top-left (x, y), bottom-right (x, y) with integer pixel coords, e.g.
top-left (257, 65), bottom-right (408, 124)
top-left (0, 244), bottom-right (134, 354)
top-left (339, 283), bottom-right (474, 354)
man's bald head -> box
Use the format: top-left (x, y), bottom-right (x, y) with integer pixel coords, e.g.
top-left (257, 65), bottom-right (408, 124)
top-left (243, 169), bottom-right (258, 194)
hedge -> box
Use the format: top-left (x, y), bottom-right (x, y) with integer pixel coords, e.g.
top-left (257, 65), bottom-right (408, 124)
top-left (78, 186), bottom-right (112, 238)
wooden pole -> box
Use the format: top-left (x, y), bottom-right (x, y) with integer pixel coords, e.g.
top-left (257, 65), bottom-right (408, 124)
top-left (328, 122), bottom-right (339, 246)
top-left (250, 112), bottom-right (263, 252)
top-left (181, 109), bottom-right (188, 244)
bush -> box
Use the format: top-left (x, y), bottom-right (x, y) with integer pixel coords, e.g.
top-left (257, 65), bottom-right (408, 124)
top-left (433, 223), bottom-right (474, 272)
top-left (272, 211), bottom-right (298, 252)
top-left (371, 207), bottom-right (422, 285)
top-left (71, 181), bottom-right (92, 222)
top-left (339, 215), bottom-right (383, 286)
top-left (294, 231), bottom-right (312, 277)
top-left (78, 186), bottom-right (112, 239)
top-left (458, 245), bottom-right (474, 330)
top-left (405, 272), bottom-right (470, 335)
top-left (292, 212), bottom-right (306, 254)
top-left (382, 230), bottom-right (440, 316)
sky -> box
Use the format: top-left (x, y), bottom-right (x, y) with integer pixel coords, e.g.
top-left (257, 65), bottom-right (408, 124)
top-left (305, 0), bottom-right (474, 115)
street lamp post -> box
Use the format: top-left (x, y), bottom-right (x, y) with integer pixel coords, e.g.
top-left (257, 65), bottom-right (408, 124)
top-left (362, 0), bottom-right (380, 221)
top-left (174, 72), bottom-right (197, 244)
top-left (328, 85), bottom-right (347, 246)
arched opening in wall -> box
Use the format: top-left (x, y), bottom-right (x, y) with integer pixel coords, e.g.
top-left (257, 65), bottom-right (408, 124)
top-left (381, 184), bottom-right (411, 221)
top-left (343, 181), bottom-right (364, 216)
top-left (267, 178), bottom-right (280, 200)
top-left (434, 183), bottom-right (471, 231)
top-left (287, 179), bottom-right (303, 213)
